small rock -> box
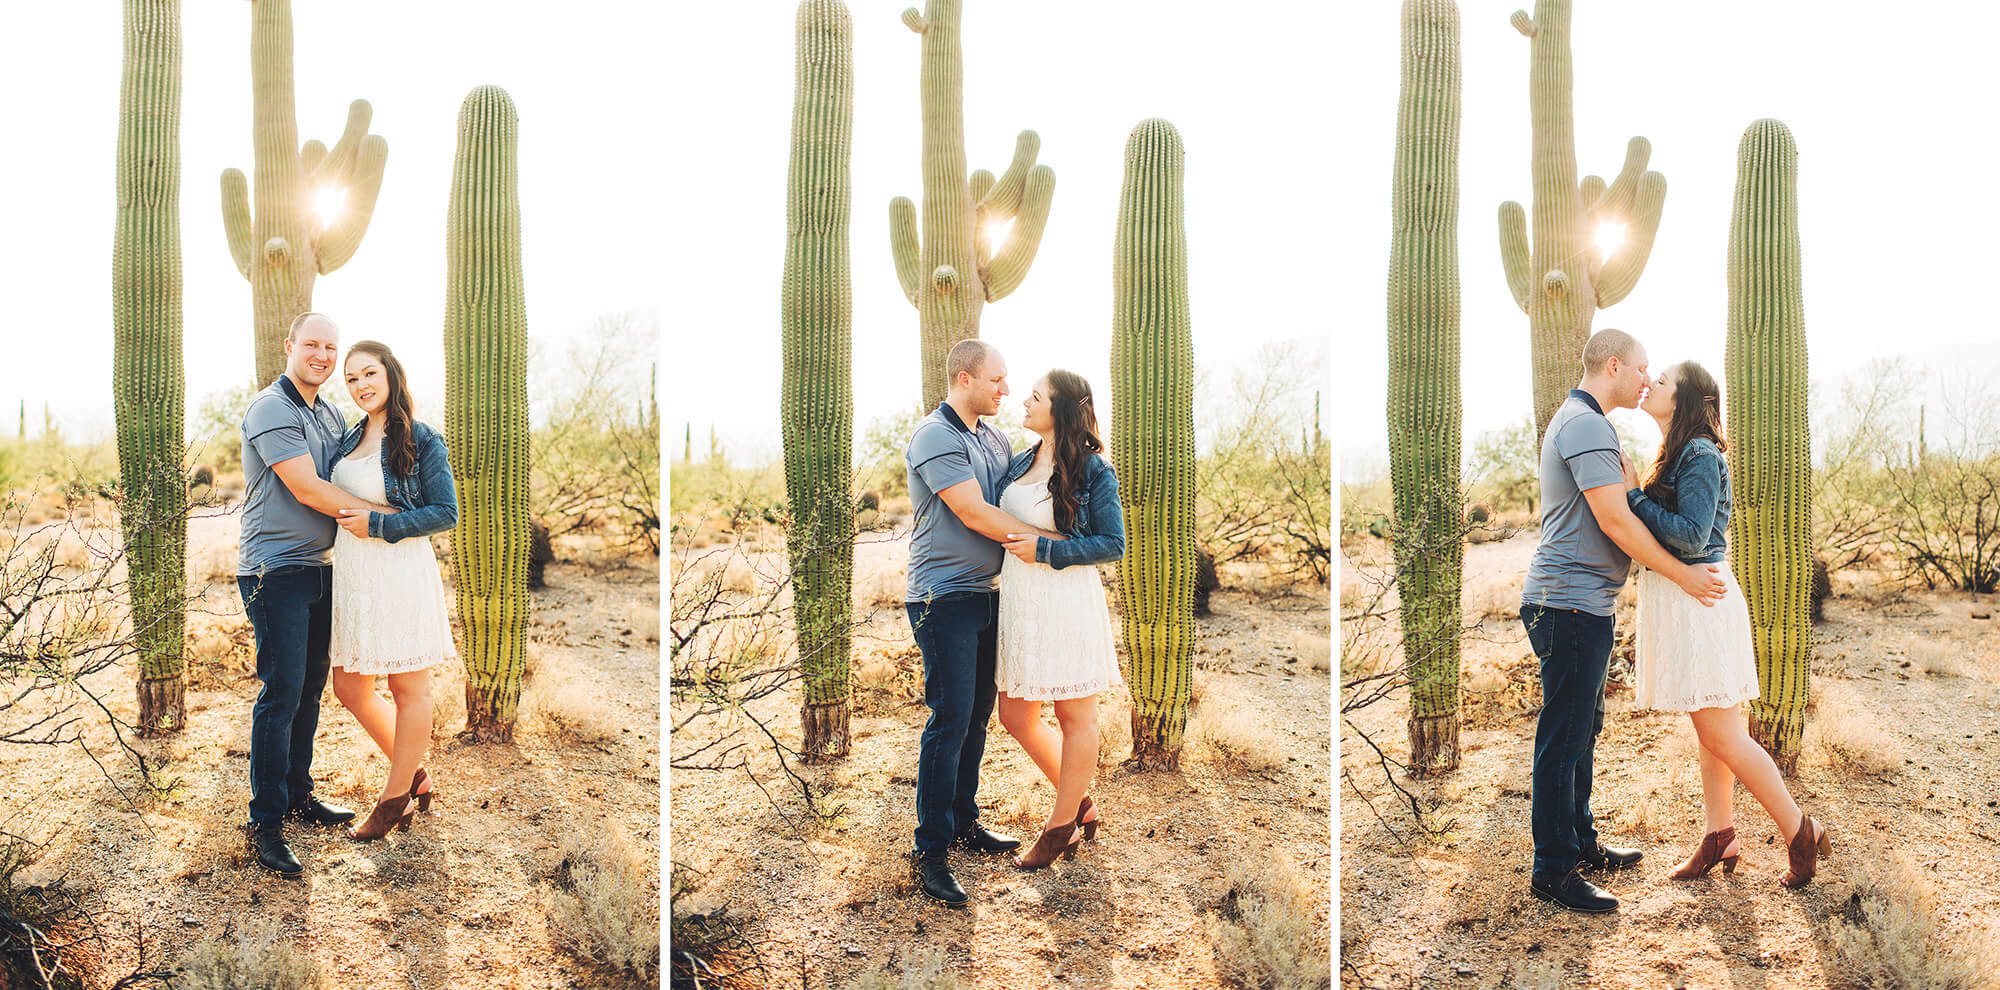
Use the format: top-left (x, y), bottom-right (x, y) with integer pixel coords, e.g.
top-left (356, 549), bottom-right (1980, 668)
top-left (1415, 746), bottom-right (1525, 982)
top-left (1973, 611), bottom-right (1992, 620)
top-left (182, 915), bottom-right (200, 926)
top-left (845, 945), bottom-right (863, 957)
top-left (1454, 963), bottom-right (1475, 976)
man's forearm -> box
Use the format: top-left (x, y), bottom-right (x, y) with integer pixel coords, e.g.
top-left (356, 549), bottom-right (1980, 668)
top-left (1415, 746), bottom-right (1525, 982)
top-left (283, 475), bottom-right (385, 518)
top-left (951, 500), bottom-right (1053, 544)
top-left (1601, 512), bottom-right (1688, 575)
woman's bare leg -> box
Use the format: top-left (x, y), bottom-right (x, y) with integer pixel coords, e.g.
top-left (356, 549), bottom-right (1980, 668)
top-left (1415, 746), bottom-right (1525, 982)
top-left (331, 667), bottom-right (396, 757)
top-left (1693, 726), bottom-right (1737, 834)
top-left (1044, 696), bottom-right (1099, 832)
top-left (381, 670), bottom-right (432, 802)
top-left (997, 691), bottom-right (1063, 787)
top-left (1690, 705), bottom-right (1806, 842)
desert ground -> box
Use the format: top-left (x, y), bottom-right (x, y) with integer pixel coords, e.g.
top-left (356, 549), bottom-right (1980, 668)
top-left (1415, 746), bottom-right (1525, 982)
top-left (1340, 530), bottom-right (2000, 989)
top-left (671, 530), bottom-right (1332, 990)
top-left (0, 506), bottom-right (661, 989)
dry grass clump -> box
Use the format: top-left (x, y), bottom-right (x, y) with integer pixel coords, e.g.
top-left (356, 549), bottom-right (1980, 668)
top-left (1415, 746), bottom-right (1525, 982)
top-left (1206, 852), bottom-right (1331, 990)
top-left (843, 946), bottom-right (960, 990)
top-left (838, 846), bottom-right (913, 908)
top-left (525, 671), bottom-right (622, 745)
top-left (1188, 681), bottom-right (1287, 771)
top-left (547, 830), bottom-right (660, 984)
top-left (1807, 679), bottom-right (1905, 776)
top-left (1462, 570), bottom-right (1524, 624)
top-left (1906, 638), bottom-right (1969, 679)
top-left (1827, 852), bottom-right (2000, 989)
top-left (175, 919), bottom-right (326, 990)
top-left (1097, 694), bottom-right (1133, 768)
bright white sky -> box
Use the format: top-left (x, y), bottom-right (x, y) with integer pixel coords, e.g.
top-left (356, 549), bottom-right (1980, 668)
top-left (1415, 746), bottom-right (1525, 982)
top-left (2, 2), bottom-right (664, 447)
top-left (1334, 0), bottom-right (2000, 482)
top-left (665, 0), bottom-right (1332, 465)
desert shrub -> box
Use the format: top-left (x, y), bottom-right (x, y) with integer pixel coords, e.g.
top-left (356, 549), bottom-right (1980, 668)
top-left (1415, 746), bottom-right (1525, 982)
top-left (669, 863), bottom-right (766, 990)
top-left (188, 383), bottom-right (260, 475)
top-left (855, 407), bottom-right (925, 501)
top-left (1188, 681), bottom-right (1287, 771)
top-left (1465, 417), bottom-right (1538, 516)
top-left (548, 830), bottom-right (660, 983)
top-left (1828, 852), bottom-right (2000, 989)
top-left (1206, 852), bottom-right (1330, 990)
top-left (526, 670), bottom-right (621, 745)
top-left (843, 947), bottom-right (960, 990)
top-left (1807, 680), bottom-right (1904, 775)
top-left (1198, 343), bottom-right (1331, 586)
top-left (532, 310), bottom-right (661, 555)
top-left (175, 919), bottom-right (325, 990)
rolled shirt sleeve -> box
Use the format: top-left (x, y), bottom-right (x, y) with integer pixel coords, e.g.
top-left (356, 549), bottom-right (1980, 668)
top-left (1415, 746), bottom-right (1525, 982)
top-left (1557, 415), bottom-right (1624, 492)
top-left (907, 423), bottom-right (974, 494)
top-left (243, 395), bottom-right (309, 469)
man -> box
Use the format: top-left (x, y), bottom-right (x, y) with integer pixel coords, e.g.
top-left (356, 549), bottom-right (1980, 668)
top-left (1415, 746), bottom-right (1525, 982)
top-left (237, 312), bottom-right (389, 876)
top-left (1521, 328), bottom-right (1728, 914)
top-left (902, 339), bottom-right (1053, 908)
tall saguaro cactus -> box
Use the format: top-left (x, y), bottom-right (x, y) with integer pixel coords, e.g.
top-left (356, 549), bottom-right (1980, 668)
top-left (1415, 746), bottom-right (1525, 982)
top-left (220, 0), bottom-right (387, 386)
top-left (1388, 0), bottom-right (1463, 776)
top-left (444, 86), bottom-right (530, 744)
top-left (1725, 119), bottom-right (1812, 775)
top-left (115, 0), bottom-right (188, 736)
top-left (1499, 0), bottom-right (1665, 439)
top-left (1111, 119), bottom-right (1196, 772)
top-left (889, 0), bottom-right (1055, 410)
top-left (783, 0), bottom-right (856, 762)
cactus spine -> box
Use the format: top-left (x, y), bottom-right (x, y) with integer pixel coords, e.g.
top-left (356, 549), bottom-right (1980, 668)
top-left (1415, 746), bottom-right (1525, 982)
top-left (1389, 0), bottom-right (1464, 776)
top-left (890, 0), bottom-right (1055, 410)
top-left (783, 0), bottom-right (856, 761)
top-left (444, 86), bottom-right (530, 743)
top-left (220, 0), bottom-right (387, 385)
top-left (1499, 0), bottom-right (1665, 440)
top-left (1725, 119), bottom-right (1812, 775)
top-left (1111, 119), bottom-right (1196, 771)
top-left (115, 0), bottom-right (188, 736)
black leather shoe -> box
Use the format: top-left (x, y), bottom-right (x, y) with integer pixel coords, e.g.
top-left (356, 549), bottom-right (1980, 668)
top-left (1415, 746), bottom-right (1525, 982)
top-left (1578, 842), bottom-right (1644, 872)
top-left (910, 851), bottom-right (968, 909)
top-left (246, 824), bottom-right (303, 877)
top-left (953, 821), bottom-right (1020, 854)
top-left (286, 794), bottom-right (357, 827)
top-left (1530, 868), bottom-right (1618, 914)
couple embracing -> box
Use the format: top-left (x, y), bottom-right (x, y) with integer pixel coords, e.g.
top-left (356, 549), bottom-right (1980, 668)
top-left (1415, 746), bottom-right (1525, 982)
top-left (901, 340), bottom-right (1125, 908)
top-left (236, 312), bottom-right (459, 876)
top-left (1524, 328), bottom-right (1833, 913)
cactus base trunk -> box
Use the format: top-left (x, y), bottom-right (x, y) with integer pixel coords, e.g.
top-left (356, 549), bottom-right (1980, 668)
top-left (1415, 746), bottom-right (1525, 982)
top-left (136, 677), bottom-right (186, 737)
top-left (462, 687), bottom-right (516, 744)
top-left (1747, 706), bottom-right (1803, 778)
top-left (1127, 710), bottom-right (1184, 772)
top-left (801, 701), bottom-right (851, 762)
top-left (1406, 714), bottom-right (1460, 777)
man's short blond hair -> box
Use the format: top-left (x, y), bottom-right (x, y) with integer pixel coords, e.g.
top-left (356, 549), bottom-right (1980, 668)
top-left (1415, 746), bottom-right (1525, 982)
top-left (1581, 328), bottom-right (1638, 374)
top-left (945, 339), bottom-right (997, 385)
top-left (287, 311), bottom-right (335, 341)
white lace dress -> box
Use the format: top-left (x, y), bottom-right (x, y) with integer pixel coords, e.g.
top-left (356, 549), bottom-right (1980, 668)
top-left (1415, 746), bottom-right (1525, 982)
top-left (1633, 562), bottom-right (1761, 712)
top-left (996, 477), bottom-right (1122, 701)
top-left (329, 446), bottom-right (458, 675)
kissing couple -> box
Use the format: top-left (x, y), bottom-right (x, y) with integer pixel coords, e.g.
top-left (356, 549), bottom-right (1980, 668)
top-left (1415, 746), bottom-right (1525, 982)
top-left (901, 339), bottom-right (1127, 908)
top-left (1522, 328), bottom-right (1834, 913)
top-left (236, 312), bottom-right (461, 876)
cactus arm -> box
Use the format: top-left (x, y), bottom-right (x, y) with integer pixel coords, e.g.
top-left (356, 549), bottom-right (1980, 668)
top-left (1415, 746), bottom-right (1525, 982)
top-left (970, 169), bottom-right (995, 271)
top-left (1511, 9), bottom-right (1535, 35)
top-left (889, 196), bottom-right (921, 304)
top-left (221, 168), bottom-right (253, 278)
top-left (1578, 174), bottom-right (1605, 217)
top-left (316, 134), bottom-right (386, 273)
top-left (1594, 136), bottom-right (1651, 219)
top-left (984, 164), bottom-right (1053, 301)
top-left (1498, 201), bottom-right (1530, 312)
top-left (978, 130), bottom-right (1039, 221)
top-left (1595, 171), bottom-right (1664, 306)
top-left (300, 139), bottom-right (326, 175)
top-left (316, 99), bottom-right (374, 185)
top-left (901, 6), bottom-right (925, 32)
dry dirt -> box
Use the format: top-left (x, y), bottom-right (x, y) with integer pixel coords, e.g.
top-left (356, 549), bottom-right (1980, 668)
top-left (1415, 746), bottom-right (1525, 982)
top-left (1340, 531), bottom-right (2000, 989)
top-left (671, 533), bottom-right (1333, 990)
top-left (0, 511), bottom-right (661, 989)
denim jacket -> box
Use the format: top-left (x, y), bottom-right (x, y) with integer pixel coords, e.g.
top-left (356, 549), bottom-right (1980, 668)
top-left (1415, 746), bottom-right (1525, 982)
top-left (335, 419), bottom-right (459, 544)
top-left (997, 446), bottom-right (1125, 570)
top-left (1625, 436), bottom-right (1729, 565)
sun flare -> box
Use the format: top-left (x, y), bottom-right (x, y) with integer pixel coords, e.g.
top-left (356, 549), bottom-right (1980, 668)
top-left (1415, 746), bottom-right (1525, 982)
top-left (312, 186), bottom-right (348, 229)
top-left (1594, 221), bottom-right (1627, 259)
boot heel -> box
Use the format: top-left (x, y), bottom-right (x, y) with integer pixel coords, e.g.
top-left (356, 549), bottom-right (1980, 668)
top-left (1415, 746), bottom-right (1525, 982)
top-left (1818, 827), bottom-right (1832, 857)
top-left (1721, 855), bottom-right (1738, 874)
top-left (1062, 841), bottom-right (1078, 861)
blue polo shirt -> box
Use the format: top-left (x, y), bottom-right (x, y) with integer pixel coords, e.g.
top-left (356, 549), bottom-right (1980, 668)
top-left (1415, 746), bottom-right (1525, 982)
top-left (905, 401), bottom-right (1013, 602)
top-left (1523, 389), bottom-right (1631, 616)
top-left (238, 375), bottom-right (347, 576)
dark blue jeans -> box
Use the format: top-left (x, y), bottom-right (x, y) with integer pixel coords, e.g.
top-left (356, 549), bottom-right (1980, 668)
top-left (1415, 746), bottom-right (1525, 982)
top-left (906, 590), bottom-right (998, 854)
top-left (1522, 603), bottom-right (1616, 879)
top-left (238, 565), bottom-right (333, 826)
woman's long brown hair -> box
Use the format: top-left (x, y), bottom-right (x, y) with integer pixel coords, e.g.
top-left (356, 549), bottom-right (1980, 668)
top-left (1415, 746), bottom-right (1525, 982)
top-left (1042, 369), bottom-right (1104, 533)
top-left (346, 340), bottom-right (419, 477)
top-left (1642, 361), bottom-right (1726, 506)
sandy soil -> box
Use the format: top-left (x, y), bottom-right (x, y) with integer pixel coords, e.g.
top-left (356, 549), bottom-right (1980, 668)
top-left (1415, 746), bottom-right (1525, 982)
top-left (671, 534), bottom-right (1332, 990)
top-left (0, 512), bottom-right (661, 989)
top-left (1340, 531), bottom-right (2000, 989)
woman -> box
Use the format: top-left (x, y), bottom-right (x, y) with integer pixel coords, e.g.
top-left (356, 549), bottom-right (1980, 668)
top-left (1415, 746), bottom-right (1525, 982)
top-left (327, 340), bottom-right (460, 841)
top-left (1625, 360), bottom-right (1830, 887)
top-left (993, 369), bottom-right (1125, 870)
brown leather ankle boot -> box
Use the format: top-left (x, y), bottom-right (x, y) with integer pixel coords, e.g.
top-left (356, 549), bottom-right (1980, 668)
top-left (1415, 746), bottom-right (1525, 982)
top-left (1669, 827), bottom-right (1739, 880)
